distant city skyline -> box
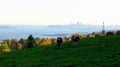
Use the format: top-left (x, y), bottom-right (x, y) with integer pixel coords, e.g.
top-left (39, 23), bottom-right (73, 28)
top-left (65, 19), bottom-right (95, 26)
top-left (0, 0), bottom-right (120, 25)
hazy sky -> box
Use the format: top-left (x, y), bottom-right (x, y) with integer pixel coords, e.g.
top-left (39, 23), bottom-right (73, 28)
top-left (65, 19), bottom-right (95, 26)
top-left (0, 0), bottom-right (120, 25)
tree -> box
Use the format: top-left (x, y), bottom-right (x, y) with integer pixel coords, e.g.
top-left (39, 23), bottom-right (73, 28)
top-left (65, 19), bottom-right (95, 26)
top-left (38, 38), bottom-right (52, 46)
top-left (116, 30), bottom-right (120, 35)
top-left (19, 38), bottom-right (27, 48)
top-left (2, 39), bottom-right (11, 47)
top-left (11, 39), bottom-right (19, 50)
top-left (106, 31), bottom-right (114, 35)
top-left (27, 34), bottom-right (35, 48)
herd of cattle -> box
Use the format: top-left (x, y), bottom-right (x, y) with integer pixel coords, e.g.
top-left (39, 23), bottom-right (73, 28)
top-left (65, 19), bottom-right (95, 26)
top-left (57, 35), bottom-right (80, 48)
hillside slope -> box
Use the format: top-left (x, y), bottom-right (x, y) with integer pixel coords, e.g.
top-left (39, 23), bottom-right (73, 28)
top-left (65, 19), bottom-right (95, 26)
top-left (0, 35), bottom-right (120, 67)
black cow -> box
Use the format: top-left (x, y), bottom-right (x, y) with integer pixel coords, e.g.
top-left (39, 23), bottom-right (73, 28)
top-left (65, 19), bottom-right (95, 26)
top-left (57, 37), bottom-right (62, 48)
top-left (72, 36), bottom-right (80, 46)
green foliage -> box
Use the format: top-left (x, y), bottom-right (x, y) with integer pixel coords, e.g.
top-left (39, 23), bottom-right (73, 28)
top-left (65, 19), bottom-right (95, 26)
top-left (0, 43), bottom-right (10, 54)
top-left (51, 38), bottom-right (57, 44)
top-left (19, 38), bottom-right (27, 48)
top-left (106, 31), bottom-right (114, 35)
top-left (89, 34), bottom-right (95, 38)
top-left (27, 34), bottom-right (35, 48)
top-left (35, 38), bottom-right (41, 46)
top-left (95, 33), bottom-right (104, 37)
top-left (1, 39), bottom-right (23, 51)
top-left (2, 39), bottom-right (11, 47)
top-left (37, 38), bottom-right (52, 46)
top-left (92, 32), bottom-right (96, 35)
top-left (11, 39), bottom-right (19, 50)
top-left (1, 35), bottom-right (120, 66)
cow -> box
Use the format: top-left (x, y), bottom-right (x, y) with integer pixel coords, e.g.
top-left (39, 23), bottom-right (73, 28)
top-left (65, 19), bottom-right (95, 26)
top-left (57, 37), bottom-right (62, 48)
top-left (72, 36), bottom-right (80, 46)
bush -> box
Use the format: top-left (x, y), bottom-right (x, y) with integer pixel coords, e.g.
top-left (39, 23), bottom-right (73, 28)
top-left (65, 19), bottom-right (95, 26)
top-left (72, 33), bottom-right (84, 39)
top-left (116, 30), bottom-right (120, 35)
top-left (92, 32), bottom-right (96, 35)
top-left (51, 38), bottom-right (57, 44)
top-left (62, 37), bottom-right (67, 43)
top-left (0, 43), bottom-right (11, 54)
top-left (2, 39), bottom-right (11, 47)
top-left (106, 31), bottom-right (114, 35)
top-left (95, 33), bottom-right (104, 37)
top-left (89, 35), bottom-right (95, 38)
top-left (36, 38), bottom-right (52, 46)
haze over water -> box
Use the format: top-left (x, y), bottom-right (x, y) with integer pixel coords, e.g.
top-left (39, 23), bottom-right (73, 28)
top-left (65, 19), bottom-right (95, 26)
top-left (0, 24), bottom-right (120, 42)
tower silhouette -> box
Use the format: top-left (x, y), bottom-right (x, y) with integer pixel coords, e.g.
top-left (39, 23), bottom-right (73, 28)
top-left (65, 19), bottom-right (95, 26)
top-left (102, 21), bottom-right (105, 34)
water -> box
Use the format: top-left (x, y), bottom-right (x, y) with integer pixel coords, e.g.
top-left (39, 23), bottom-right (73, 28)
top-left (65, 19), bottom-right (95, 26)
top-left (0, 25), bottom-right (78, 42)
top-left (0, 25), bottom-right (120, 42)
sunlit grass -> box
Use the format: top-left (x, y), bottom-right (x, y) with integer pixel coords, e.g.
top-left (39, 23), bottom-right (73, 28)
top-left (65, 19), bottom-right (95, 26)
top-left (0, 35), bottom-right (120, 67)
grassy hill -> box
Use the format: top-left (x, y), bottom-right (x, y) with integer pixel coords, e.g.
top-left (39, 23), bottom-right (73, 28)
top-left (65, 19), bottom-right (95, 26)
top-left (0, 35), bottom-right (120, 67)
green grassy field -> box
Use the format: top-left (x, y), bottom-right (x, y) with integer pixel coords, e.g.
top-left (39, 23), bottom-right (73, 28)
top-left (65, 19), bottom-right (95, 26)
top-left (0, 35), bottom-right (120, 67)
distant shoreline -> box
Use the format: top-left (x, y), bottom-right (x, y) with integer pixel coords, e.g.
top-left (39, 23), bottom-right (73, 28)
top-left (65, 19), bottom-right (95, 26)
top-left (0, 25), bottom-right (120, 42)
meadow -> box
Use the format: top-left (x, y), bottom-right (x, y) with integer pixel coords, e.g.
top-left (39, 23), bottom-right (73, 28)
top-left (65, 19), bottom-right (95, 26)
top-left (0, 35), bottom-right (120, 67)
